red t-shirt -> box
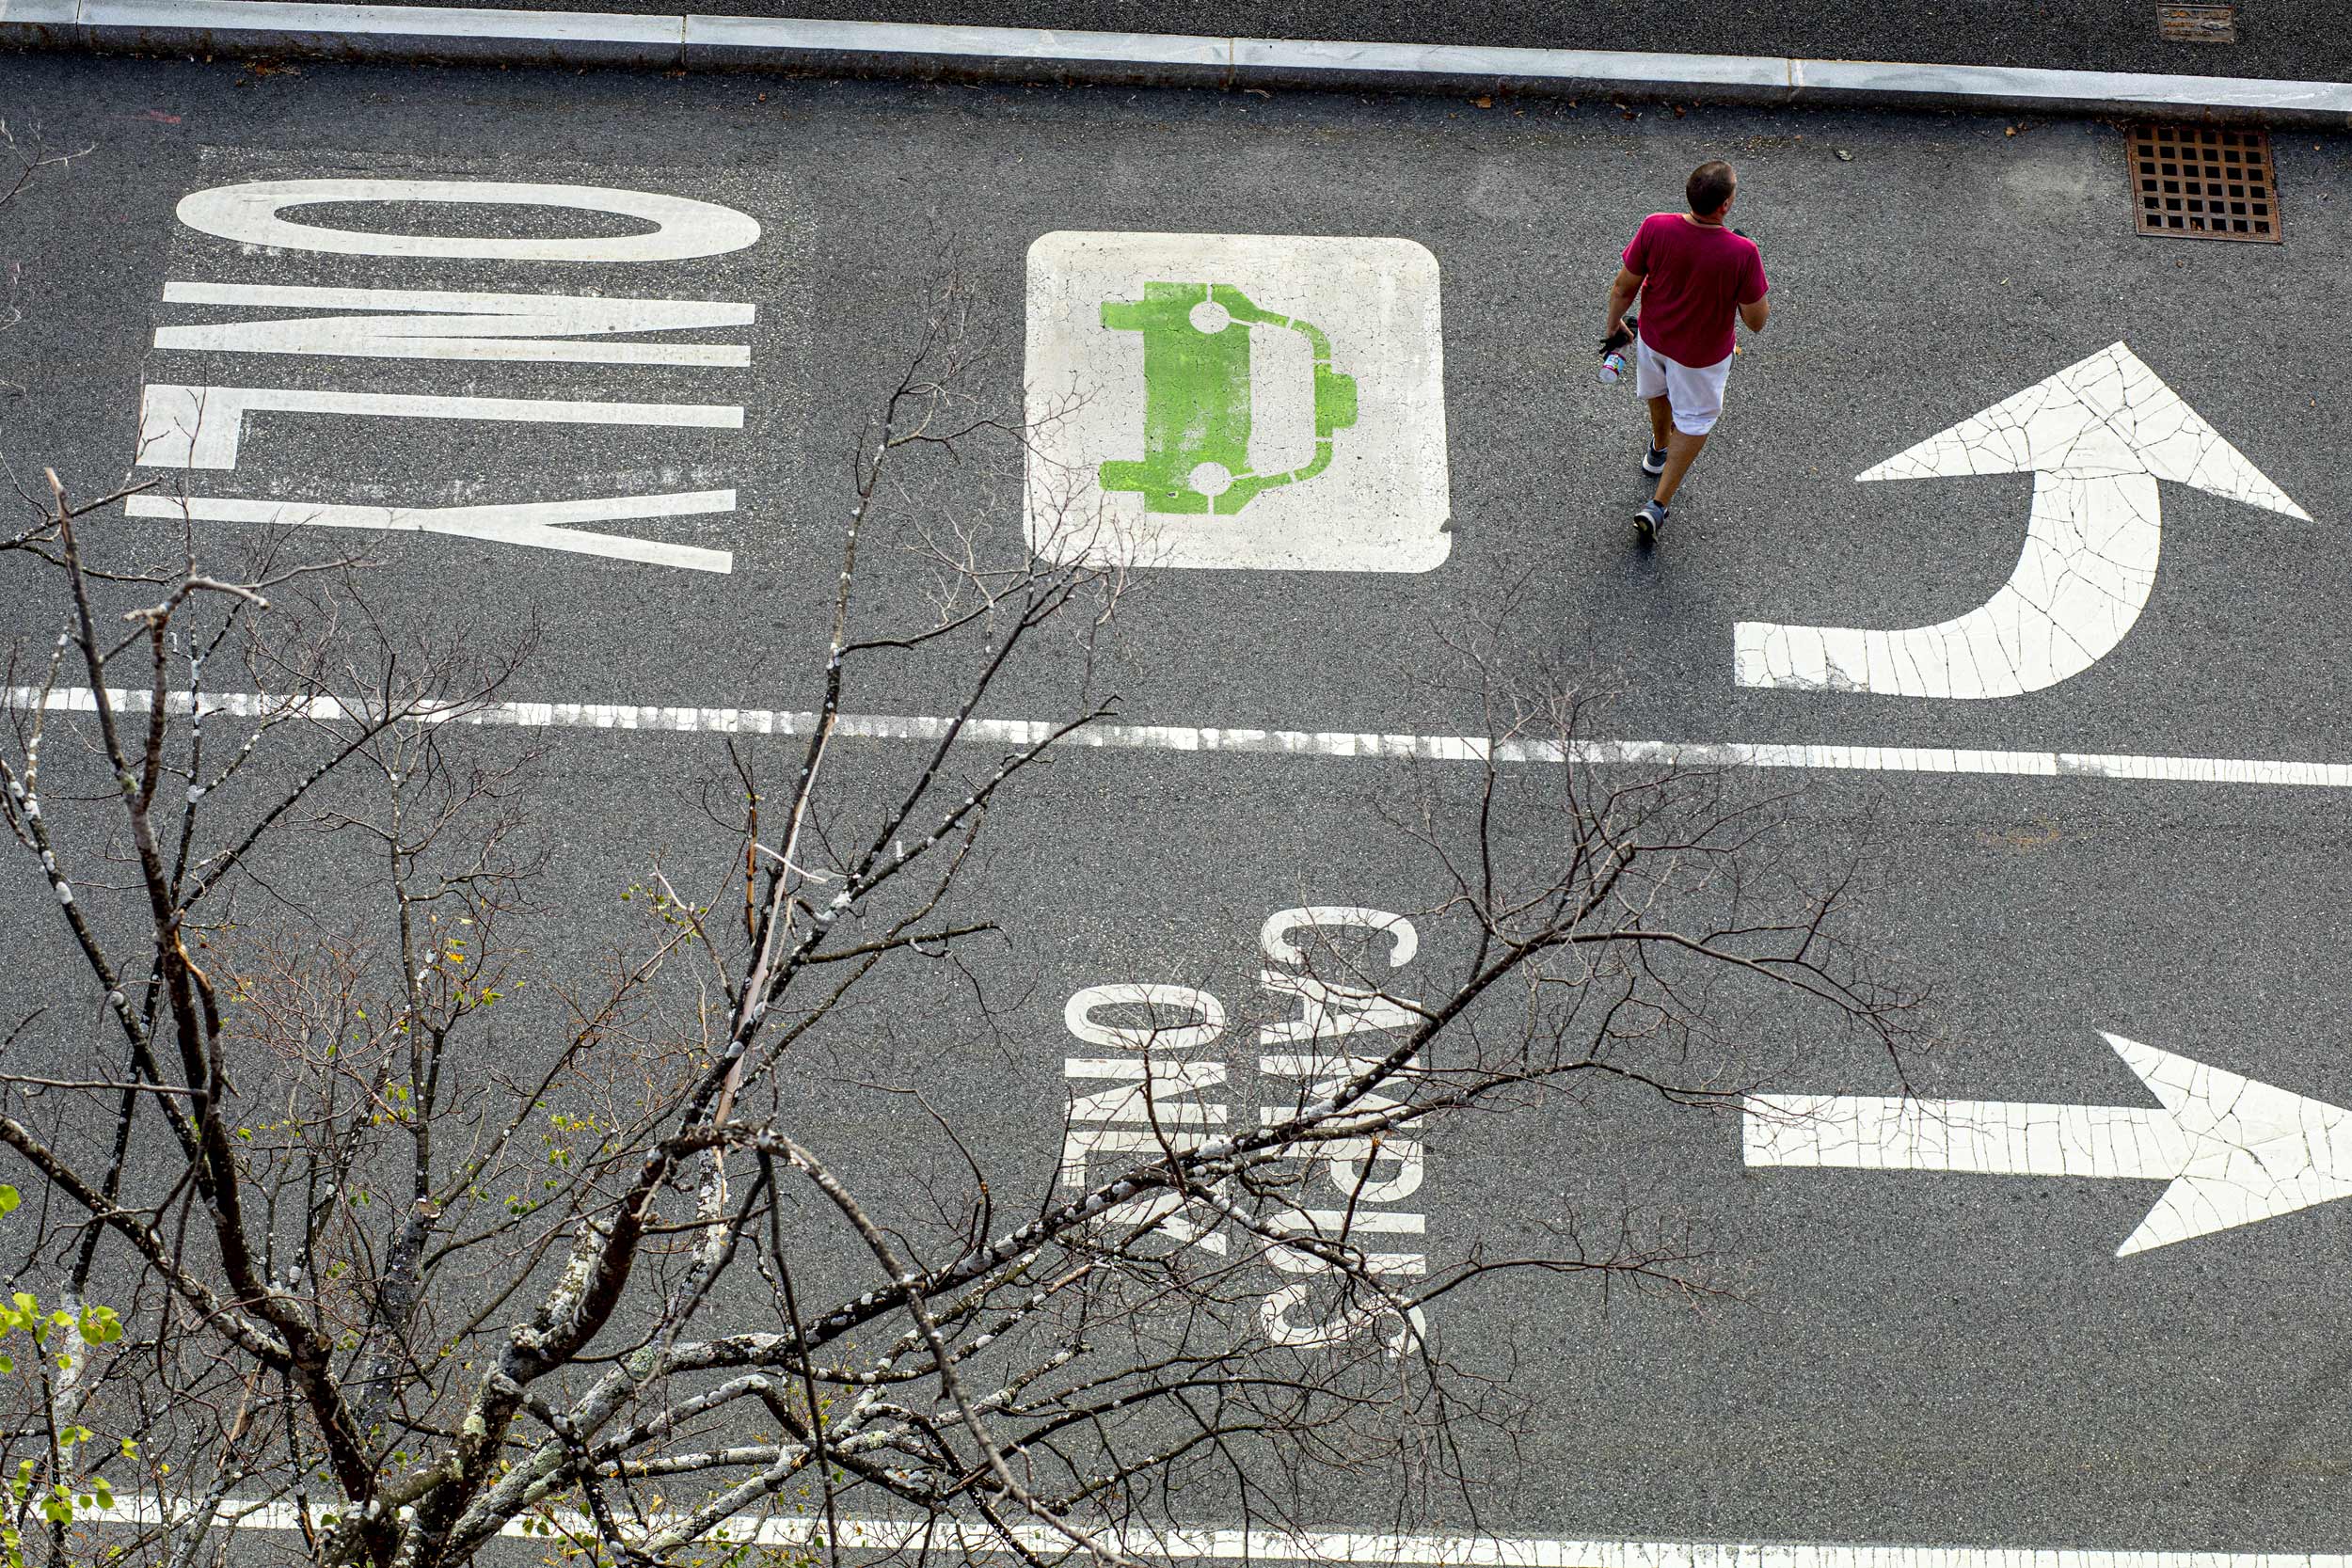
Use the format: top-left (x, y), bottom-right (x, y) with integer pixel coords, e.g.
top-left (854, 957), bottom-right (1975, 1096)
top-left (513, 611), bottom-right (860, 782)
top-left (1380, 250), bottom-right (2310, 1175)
top-left (1621, 213), bottom-right (1768, 369)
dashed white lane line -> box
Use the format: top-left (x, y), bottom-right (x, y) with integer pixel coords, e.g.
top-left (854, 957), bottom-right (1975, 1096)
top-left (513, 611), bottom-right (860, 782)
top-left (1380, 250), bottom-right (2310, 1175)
top-left (80, 1497), bottom-right (2352, 1567)
top-left (18, 686), bottom-right (2352, 791)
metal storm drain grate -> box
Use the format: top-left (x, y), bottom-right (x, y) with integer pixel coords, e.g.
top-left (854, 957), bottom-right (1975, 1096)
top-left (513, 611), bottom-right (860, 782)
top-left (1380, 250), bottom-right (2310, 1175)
top-left (2129, 122), bottom-right (2280, 242)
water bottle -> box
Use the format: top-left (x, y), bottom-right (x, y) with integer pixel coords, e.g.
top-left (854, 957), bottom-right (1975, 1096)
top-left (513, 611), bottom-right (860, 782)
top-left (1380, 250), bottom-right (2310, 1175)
top-left (1597, 312), bottom-right (1638, 385)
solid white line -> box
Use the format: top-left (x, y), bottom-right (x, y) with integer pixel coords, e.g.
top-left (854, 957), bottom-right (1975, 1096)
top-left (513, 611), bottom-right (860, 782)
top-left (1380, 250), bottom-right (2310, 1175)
top-left (78, 1496), bottom-right (2352, 1566)
top-left (14, 1), bottom-right (2349, 125)
top-left (14, 687), bottom-right (2352, 791)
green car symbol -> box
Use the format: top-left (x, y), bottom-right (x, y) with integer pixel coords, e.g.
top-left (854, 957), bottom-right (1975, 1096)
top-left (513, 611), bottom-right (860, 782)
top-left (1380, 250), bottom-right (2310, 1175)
top-left (1096, 281), bottom-right (1360, 515)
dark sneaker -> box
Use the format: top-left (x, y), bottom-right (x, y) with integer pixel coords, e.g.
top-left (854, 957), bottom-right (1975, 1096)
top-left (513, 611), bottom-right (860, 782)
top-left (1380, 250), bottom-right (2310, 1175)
top-left (1634, 499), bottom-right (1669, 543)
top-left (1642, 445), bottom-right (1669, 478)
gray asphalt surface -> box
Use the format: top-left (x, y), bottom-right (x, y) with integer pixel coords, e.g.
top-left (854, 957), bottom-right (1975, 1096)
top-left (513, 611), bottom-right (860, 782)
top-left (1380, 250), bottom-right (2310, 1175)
top-left (307, 0), bottom-right (2352, 84)
top-left (2, 46), bottom-right (2351, 1560)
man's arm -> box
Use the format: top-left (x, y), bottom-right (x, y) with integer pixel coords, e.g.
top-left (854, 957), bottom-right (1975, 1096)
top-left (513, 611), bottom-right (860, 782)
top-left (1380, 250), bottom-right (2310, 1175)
top-left (1739, 296), bottom-right (1771, 334)
top-left (1604, 265), bottom-right (1644, 343)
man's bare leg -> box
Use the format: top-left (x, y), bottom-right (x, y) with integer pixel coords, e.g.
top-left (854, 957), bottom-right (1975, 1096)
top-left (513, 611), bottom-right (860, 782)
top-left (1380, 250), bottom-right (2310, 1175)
top-left (1647, 394), bottom-right (1672, 452)
top-left (1654, 427), bottom-right (1708, 506)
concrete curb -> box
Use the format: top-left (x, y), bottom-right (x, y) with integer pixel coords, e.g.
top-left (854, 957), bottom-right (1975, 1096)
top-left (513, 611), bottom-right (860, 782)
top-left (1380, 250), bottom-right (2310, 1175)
top-left (5, 0), bottom-right (2349, 126)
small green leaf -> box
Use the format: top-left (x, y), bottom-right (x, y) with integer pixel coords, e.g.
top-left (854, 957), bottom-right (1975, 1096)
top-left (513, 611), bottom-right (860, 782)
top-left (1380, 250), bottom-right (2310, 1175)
top-left (0, 1187), bottom-right (19, 1214)
top-left (78, 1307), bottom-right (121, 1346)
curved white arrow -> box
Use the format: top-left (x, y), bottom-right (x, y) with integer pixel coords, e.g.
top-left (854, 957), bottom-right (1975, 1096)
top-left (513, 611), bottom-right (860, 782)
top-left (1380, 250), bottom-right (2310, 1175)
top-left (1745, 1032), bottom-right (2352, 1257)
top-left (1735, 342), bottom-right (2312, 699)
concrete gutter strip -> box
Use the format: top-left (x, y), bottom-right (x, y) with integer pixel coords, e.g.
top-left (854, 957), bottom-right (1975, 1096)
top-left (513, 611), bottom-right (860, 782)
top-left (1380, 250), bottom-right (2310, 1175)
top-left (683, 15), bottom-right (1233, 85)
top-left (0, 0), bottom-right (81, 34)
top-left (72, 0), bottom-right (685, 64)
top-left (6, 0), bottom-right (2350, 126)
top-left (1229, 38), bottom-right (1792, 97)
top-left (1796, 56), bottom-right (2352, 120)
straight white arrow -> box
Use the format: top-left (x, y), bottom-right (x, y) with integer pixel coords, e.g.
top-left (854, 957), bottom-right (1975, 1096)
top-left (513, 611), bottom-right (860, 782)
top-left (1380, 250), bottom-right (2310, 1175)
top-left (1735, 342), bottom-right (2312, 699)
top-left (1744, 1032), bottom-right (2352, 1256)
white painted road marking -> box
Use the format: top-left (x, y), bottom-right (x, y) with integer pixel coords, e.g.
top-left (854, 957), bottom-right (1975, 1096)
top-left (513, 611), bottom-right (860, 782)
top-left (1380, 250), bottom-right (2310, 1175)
top-left (1025, 231), bottom-right (1450, 573)
top-left (1736, 342), bottom-right (2312, 699)
top-left (79, 1493), bottom-right (2352, 1567)
top-left (1747, 1033), bottom-right (2352, 1256)
top-left (135, 384), bottom-right (741, 470)
top-left (157, 281), bottom-right (755, 368)
top-left (120, 490), bottom-right (737, 574)
top-left (172, 177), bottom-right (762, 261)
top-left (21, 686), bottom-right (2352, 791)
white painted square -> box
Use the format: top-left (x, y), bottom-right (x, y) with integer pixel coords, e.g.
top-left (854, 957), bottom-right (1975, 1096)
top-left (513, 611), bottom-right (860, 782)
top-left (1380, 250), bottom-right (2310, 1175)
top-left (1025, 230), bottom-right (1449, 574)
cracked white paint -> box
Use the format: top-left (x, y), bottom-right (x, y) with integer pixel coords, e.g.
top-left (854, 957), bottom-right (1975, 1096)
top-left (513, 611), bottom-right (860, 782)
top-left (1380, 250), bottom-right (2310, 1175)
top-left (122, 490), bottom-right (736, 574)
top-left (1745, 1033), bottom-right (2352, 1256)
top-left (22, 685), bottom-right (2352, 789)
top-left (1737, 342), bottom-right (2312, 699)
top-left (78, 1489), bottom-right (2352, 1567)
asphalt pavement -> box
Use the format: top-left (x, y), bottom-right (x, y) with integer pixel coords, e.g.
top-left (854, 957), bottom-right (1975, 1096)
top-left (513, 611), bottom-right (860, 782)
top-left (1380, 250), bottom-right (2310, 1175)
top-left (2, 42), bottom-right (2351, 1561)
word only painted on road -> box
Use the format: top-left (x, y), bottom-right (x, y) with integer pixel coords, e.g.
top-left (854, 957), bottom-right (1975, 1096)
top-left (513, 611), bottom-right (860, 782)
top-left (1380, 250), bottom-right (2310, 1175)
top-left (1058, 905), bottom-right (1431, 1354)
top-left (131, 174), bottom-right (764, 573)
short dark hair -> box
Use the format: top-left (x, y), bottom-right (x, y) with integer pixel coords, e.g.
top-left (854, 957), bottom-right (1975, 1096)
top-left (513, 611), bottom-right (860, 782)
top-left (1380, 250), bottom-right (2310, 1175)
top-left (1687, 161), bottom-right (1736, 216)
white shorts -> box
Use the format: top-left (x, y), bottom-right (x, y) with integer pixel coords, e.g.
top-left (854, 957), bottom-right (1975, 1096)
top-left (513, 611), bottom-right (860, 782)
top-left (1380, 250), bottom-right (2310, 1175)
top-left (1633, 336), bottom-right (1732, 436)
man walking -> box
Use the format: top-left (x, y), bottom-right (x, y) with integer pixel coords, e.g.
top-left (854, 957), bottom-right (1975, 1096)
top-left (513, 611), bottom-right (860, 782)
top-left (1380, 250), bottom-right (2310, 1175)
top-left (1601, 160), bottom-right (1771, 543)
